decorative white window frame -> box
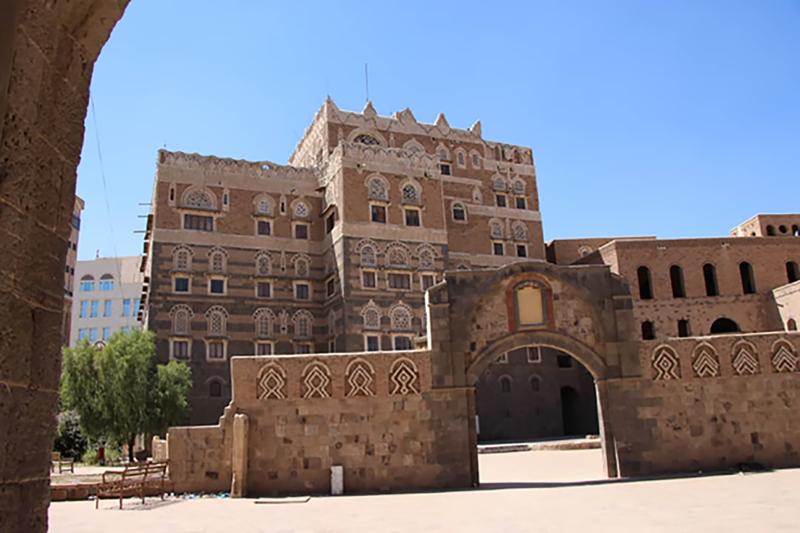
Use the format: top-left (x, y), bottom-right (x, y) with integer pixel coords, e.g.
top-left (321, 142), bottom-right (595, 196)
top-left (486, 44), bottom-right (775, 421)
top-left (403, 206), bottom-right (422, 228)
top-left (419, 272), bottom-right (437, 291)
top-left (204, 338), bottom-right (228, 362)
top-left (386, 270), bottom-right (413, 292)
top-left (451, 201), bottom-right (468, 223)
top-left (516, 243), bottom-right (529, 258)
top-left (325, 275), bottom-right (337, 299)
top-left (171, 273), bottom-right (192, 294)
top-left (492, 241), bottom-right (505, 256)
top-left (455, 148), bottom-right (467, 168)
top-left (368, 201), bottom-right (388, 224)
top-left (293, 342), bottom-right (314, 354)
top-left (292, 221), bottom-right (310, 240)
top-left (207, 274), bottom-right (227, 296)
top-left (254, 340), bottom-right (275, 356)
top-left (254, 218), bottom-right (272, 236)
top-left (527, 346), bottom-right (542, 363)
top-left (254, 279), bottom-right (273, 299)
top-left (293, 280), bottom-right (312, 301)
top-left (364, 334), bottom-right (381, 352)
top-left (391, 334), bottom-right (414, 351)
top-left (361, 268), bottom-right (378, 290)
top-left (169, 337), bottom-right (192, 361)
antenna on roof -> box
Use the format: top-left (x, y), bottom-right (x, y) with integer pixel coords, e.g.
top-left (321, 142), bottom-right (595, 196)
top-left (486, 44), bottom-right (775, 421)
top-left (364, 63), bottom-right (369, 103)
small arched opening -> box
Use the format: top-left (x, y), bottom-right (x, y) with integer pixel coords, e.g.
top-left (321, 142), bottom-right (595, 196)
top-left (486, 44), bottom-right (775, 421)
top-left (710, 317), bottom-right (740, 335)
top-left (786, 261), bottom-right (799, 283)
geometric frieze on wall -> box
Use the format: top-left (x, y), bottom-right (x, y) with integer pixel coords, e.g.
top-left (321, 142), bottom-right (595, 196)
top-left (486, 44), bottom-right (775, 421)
top-left (731, 340), bottom-right (760, 376)
top-left (345, 358), bottom-right (376, 397)
top-left (691, 342), bottom-right (720, 378)
top-left (253, 355), bottom-right (423, 400)
top-left (652, 345), bottom-right (681, 381)
top-left (257, 362), bottom-right (287, 400)
top-left (389, 357), bottom-right (420, 395)
top-left (301, 361), bottom-right (332, 399)
top-left (771, 339), bottom-right (798, 373)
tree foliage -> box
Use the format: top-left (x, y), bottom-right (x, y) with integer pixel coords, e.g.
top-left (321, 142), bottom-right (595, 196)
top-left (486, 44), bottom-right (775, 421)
top-left (60, 329), bottom-right (191, 461)
top-left (53, 410), bottom-right (88, 460)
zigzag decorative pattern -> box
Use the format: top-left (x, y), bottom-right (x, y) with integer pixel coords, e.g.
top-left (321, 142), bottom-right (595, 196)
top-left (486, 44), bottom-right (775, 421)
top-left (390, 357), bottom-right (420, 395)
top-left (345, 359), bottom-right (375, 397)
top-left (257, 363), bottom-right (286, 400)
top-left (302, 361), bottom-right (332, 399)
top-left (771, 340), bottom-right (798, 373)
top-left (731, 341), bottom-right (760, 375)
top-left (691, 343), bottom-right (720, 378)
top-left (652, 346), bottom-right (681, 381)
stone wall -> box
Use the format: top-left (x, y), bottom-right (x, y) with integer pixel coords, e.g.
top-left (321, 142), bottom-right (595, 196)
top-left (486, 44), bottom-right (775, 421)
top-left (773, 281), bottom-right (800, 331)
top-left (606, 332), bottom-right (800, 475)
top-left (167, 350), bottom-right (473, 496)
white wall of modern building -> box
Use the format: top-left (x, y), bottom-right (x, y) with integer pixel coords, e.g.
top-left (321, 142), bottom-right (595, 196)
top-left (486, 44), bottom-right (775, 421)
top-left (69, 256), bottom-right (144, 346)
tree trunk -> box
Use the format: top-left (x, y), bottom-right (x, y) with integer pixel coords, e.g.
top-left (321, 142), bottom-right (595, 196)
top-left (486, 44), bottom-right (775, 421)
top-left (128, 434), bottom-right (135, 463)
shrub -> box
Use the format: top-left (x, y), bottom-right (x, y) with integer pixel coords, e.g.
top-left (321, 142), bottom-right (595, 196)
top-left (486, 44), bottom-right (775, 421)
top-left (53, 410), bottom-right (87, 460)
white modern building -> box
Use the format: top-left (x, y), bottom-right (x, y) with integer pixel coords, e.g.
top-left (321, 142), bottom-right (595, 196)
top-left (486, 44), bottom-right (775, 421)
top-left (69, 256), bottom-right (144, 346)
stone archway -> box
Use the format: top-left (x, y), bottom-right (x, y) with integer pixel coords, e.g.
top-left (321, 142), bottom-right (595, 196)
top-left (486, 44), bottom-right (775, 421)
top-left (2, 3), bottom-right (129, 530)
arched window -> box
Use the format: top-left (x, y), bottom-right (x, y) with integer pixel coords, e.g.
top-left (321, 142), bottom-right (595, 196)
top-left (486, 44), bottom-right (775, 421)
top-left (209, 249), bottom-right (226, 274)
top-left (511, 221), bottom-right (528, 241)
top-left (739, 262), bottom-right (756, 294)
top-left (173, 246), bottom-right (192, 271)
top-left (386, 244), bottom-right (409, 268)
top-left (206, 306), bottom-right (228, 336)
top-left (293, 310), bottom-right (313, 339)
top-left (452, 202), bottom-right (466, 222)
top-left (183, 188), bottom-right (215, 210)
top-left (669, 265), bottom-right (685, 298)
top-left (703, 263), bottom-right (718, 296)
top-left (79, 275), bottom-right (95, 292)
top-left (354, 133), bottom-right (380, 145)
top-left (499, 376), bottom-right (512, 393)
top-left (99, 273), bottom-right (114, 291)
top-left (360, 244), bottom-right (377, 267)
top-left (209, 379), bottom-right (222, 398)
top-left (293, 200), bottom-right (309, 218)
top-left (254, 194), bottom-right (274, 216)
top-left (401, 183), bottom-right (420, 204)
top-left (529, 375), bottom-right (541, 392)
top-left (637, 266), bottom-right (653, 300)
top-left (362, 301), bottom-right (381, 330)
top-left (390, 304), bottom-right (413, 331)
top-left (786, 261), bottom-right (799, 283)
top-left (402, 139), bottom-right (424, 153)
top-left (254, 308), bottom-right (274, 338)
top-left (170, 305), bottom-right (193, 335)
top-left (491, 175), bottom-right (507, 192)
top-left (787, 319), bottom-right (797, 332)
top-left (255, 252), bottom-right (271, 277)
top-left (489, 219), bottom-right (504, 239)
top-left (710, 317), bottom-right (739, 334)
top-left (294, 254), bottom-right (310, 278)
top-left (417, 246), bottom-right (435, 270)
top-left (366, 175), bottom-right (389, 201)
top-left (512, 179), bottom-right (525, 195)
top-left (641, 321), bottom-right (655, 340)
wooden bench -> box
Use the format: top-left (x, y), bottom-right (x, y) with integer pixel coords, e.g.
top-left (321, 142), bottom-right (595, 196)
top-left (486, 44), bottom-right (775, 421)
top-left (95, 461), bottom-right (169, 509)
top-left (51, 452), bottom-right (74, 474)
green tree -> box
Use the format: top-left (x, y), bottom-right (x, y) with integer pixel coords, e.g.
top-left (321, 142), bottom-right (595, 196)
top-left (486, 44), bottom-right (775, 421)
top-left (60, 330), bottom-right (191, 462)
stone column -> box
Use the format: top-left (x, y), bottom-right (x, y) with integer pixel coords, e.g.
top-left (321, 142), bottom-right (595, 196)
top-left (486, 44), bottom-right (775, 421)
top-left (231, 413), bottom-right (249, 498)
top-left (0, 2), bottom-right (126, 531)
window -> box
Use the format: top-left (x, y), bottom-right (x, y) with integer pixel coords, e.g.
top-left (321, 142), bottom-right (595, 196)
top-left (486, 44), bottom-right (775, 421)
top-left (370, 204), bottom-right (387, 224)
top-left (90, 300), bottom-right (98, 318)
top-left (326, 277), bottom-right (336, 297)
top-left (766, 225), bottom-right (776, 236)
top-left (79, 277), bottom-right (94, 292)
top-left (557, 354), bottom-right (573, 368)
top-left (641, 321), bottom-right (655, 340)
top-left (209, 380), bottom-right (222, 398)
top-left (89, 328), bottom-right (97, 343)
top-left (257, 220), bottom-right (271, 236)
top-left (367, 175), bottom-right (389, 201)
top-left (326, 213), bottom-right (335, 234)
top-left (530, 375), bottom-right (541, 392)
top-left (99, 275), bottom-right (114, 291)
top-left (295, 283), bottom-right (310, 300)
top-left (388, 273), bottom-right (411, 290)
top-left (421, 274), bottom-right (435, 291)
top-left (404, 208), bottom-right (420, 227)
top-left (328, 339), bottom-right (336, 353)
top-left (78, 329), bottom-right (88, 341)
top-left (678, 319), bottom-right (690, 337)
top-left (365, 335), bottom-right (380, 351)
top-left (171, 306), bottom-right (191, 335)
top-left (637, 266), bottom-right (653, 300)
top-left (295, 343), bottom-right (313, 354)
top-left (354, 133), bottom-right (380, 145)
top-left (495, 194), bottom-right (507, 208)
top-left (255, 341), bottom-right (273, 355)
top-left (257, 281), bottom-right (271, 298)
top-left (670, 265), bottom-right (685, 298)
top-left (710, 317), bottom-right (740, 334)
top-left (103, 300), bottom-right (112, 317)
top-left (293, 201), bottom-right (309, 218)
top-left (493, 242), bottom-right (504, 256)
top-left (360, 244), bottom-right (377, 266)
top-left (739, 262), bottom-right (756, 294)
top-left (206, 307), bottom-right (228, 336)
top-left (79, 300), bottom-right (88, 319)
top-left (499, 376), bottom-right (512, 393)
top-left (456, 151), bottom-right (466, 167)
top-left (402, 183), bottom-right (420, 204)
top-left (703, 264), bottom-right (719, 296)
top-left (122, 298), bottom-right (131, 317)
top-left (184, 214), bottom-right (213, 231)
top-left (515, 196), bottom-right (527, 209)
top-left (516, 245), bottom-right (527, 258)
top-left (393, 336), bottom-right (413, 350)
top-left (171, 340), bottom-right (189, 360)
top-left (209, 278), bottom-right (225, 295)
top-left (207, 340), bottom-right (226, 360)
top-left (102, 327), bottom-right (111, 340)
top-left (452, 203), bottom-right (466, 222)
top-left (526, 347), bottom-right (542, 363)
top-left (134, 298), bottom-right (141, 313)
top-left (787, 319), bottom-right (797, 331)
top-left (294, 223), bottom-right (309, 239)
top-left (472, 153), bottom-right (481, 167)
top-left (787, 261), bottom-right (799, 283)
top-left (362, 270), bottom-right (377, 289)
top-left (440, 163), bottom-right (451, 175)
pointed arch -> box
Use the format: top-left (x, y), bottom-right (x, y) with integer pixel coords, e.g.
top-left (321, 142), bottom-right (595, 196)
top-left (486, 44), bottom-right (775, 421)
top-left (399, 177), bottom-right (422, 205)
top-left (292, 309), bottom-right (314, 339)
top-left (389, 301), bottom-right (414, 331)
top-left (415, 243), bottom-right (437, 270)
top-left (205, 305), bottom-right (229, 336)
top-left (365, 173), bottom-right (390, 201)
top-left (345, 358), bottom-right (376, 397)
top-left (402, 138), bottom-right (425, 153)
top-left (385, 242), bottom-right (411, 268)
top-left (253, 308), bottom-right (276, 338)
top-left (169, 304), bottom-right (194, 335)
top-left (356, 238), bottom-right (379, 267)
top-left (361, 300), bottom-right (382, 330)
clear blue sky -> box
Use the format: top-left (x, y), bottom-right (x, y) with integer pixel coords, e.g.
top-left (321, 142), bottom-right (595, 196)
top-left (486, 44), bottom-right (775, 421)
top-left (76, 0), bottom-right (800, 260)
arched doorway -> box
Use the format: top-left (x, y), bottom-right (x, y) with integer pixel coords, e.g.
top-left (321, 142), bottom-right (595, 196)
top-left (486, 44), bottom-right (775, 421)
top-left (474, 346), bottom-right (599, 443)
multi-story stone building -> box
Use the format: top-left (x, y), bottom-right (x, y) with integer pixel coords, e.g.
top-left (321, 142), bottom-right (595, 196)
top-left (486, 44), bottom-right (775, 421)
top-left (141, 98), bottom-right (800, 436)
top-left (70, 256), bottom-right (143, 346)
top-left (62, 196), bottom-right (84, 345)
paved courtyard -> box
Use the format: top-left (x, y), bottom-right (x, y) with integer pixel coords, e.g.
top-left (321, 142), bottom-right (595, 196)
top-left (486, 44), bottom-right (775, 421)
top-left (50, 449), bottom-right (800, 532)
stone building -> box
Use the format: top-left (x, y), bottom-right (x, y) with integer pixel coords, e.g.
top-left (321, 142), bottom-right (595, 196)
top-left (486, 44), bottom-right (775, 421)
top-left (141, 99), bottom-right (554, 424)
top-left (62, 196), bottom-right (84, 345)
top-left (69, 255), bottom-right (143, 346)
